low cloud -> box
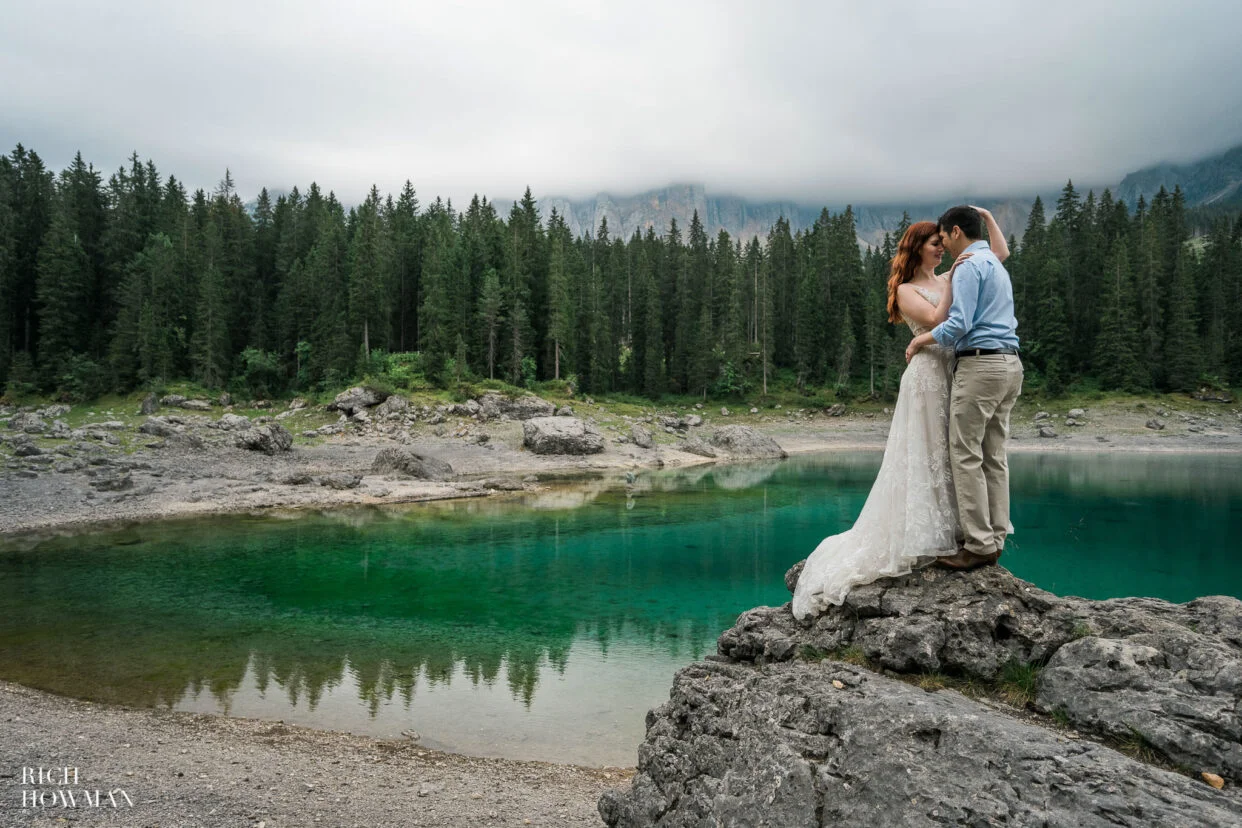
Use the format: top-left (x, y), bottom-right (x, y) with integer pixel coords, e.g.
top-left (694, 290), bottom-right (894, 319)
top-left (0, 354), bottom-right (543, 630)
top-left (3, 0), bottom-right (1240, 205)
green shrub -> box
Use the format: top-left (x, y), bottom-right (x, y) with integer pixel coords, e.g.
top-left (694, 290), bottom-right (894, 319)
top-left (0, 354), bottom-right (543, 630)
top-left (235, 348), bottom-right (281, 399)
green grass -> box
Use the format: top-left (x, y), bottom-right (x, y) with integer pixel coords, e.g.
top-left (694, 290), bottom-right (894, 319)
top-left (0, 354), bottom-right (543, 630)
top-left (797, 644), bottom-right (871, 667)
top-left (1118, 726), bottom-right (1165, 765)
top-left (998, 659), bottom-right (1042, 707)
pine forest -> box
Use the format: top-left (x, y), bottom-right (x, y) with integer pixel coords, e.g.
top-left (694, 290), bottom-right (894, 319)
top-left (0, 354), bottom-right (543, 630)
top-left (2, 144), bottom-right (1240, 405)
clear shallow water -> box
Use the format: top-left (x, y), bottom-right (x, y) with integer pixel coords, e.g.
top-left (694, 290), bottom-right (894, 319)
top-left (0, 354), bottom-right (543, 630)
top-left (1, 452), bottom-right (1239, 766)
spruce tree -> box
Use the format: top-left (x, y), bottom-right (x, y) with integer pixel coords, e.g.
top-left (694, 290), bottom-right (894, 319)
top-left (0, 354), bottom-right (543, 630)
top-left (1037, 257), bottom-right (1070, 395)
top-left (191, 260), bottom-right (230, 388)
top-left (1163, 246), bottom-right (1202, 391)
top-left (347, 186), bottom-right (391, 361)
top-left (1094, 239), bottom-right (1142, 390)
top-left (477, 267), bottom-right (503, 380)
top-left (35, 204), bottom-right (90, 386)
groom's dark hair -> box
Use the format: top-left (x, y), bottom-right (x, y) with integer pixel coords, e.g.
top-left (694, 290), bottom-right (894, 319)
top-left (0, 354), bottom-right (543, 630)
top-left (938, 205), bottom-right (983, 240)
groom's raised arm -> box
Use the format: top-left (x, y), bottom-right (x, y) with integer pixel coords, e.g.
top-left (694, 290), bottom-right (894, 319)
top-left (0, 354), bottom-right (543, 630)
top-left (931, 262), bottom-right (981, 349)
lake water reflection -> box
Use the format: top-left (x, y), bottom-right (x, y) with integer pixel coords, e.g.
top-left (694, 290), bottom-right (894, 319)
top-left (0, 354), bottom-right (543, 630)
top-left (1, 451), bottom-right (1239, 766)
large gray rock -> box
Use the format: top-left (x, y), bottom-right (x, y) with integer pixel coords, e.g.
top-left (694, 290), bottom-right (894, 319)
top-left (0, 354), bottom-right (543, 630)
top-left (717, 565), bottom-right (1242, 784)
top-left (680, 435), bottom-right (718, 458)
top-left (522, 416), bottom-right (605, 455)
top-left (478, 392), bottom-right (556, 421)
top-left (9, 412), bottom-right (47, 434)
top-left (138, 416), bottom-right (181, 437)
top-left (631, 424), bottom-right (655, 449)
top-left (328, 386), bottom-right (390, 415)
top-left (234, 423), bottom-right (293, 454)
top-left (599, 660), bottom-right (1242, 828)
top-left (216, 413), bottom-right (251, 431)
top-left (707, 425), bottom-right (787, 459)
top-left (370, 447), bottom-right (453, 480)
top-left (1037, 597), bottom-right (1242, 780)
top-left (88, 468), bottom-right (133, 492)
top-left (374, 395), bottom-right (410, 418)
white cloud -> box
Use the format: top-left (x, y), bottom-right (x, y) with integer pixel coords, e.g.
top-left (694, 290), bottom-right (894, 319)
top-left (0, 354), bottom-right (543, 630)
top-left (3, 0), bottom-right (1240, 206)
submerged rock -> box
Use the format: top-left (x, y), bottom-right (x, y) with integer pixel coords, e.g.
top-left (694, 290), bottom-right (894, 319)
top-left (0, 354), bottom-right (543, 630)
top-left (522, 417), bottom-right (604, 455)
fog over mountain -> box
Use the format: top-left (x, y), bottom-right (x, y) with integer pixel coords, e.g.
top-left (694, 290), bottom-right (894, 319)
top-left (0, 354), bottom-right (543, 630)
top-left (541, 141), bottom-right (1242, 247)
top-left (5, 2), bottom-right (1242, 213)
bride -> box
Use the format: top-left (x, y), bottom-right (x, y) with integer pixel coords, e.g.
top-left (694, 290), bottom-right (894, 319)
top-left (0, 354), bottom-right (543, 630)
top-left (791, 209), bottom-right (1010, 620)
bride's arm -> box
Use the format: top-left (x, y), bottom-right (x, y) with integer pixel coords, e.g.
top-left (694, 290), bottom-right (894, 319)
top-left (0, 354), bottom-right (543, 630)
top-left (927, 252), bottom-right (975, 325)
top-left (973, 206), bottom-right (1010, 263)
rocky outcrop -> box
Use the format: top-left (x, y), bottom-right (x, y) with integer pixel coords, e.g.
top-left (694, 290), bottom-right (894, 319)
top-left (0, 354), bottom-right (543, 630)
top-left (318, 473), bottom-right (361, 490)
top-left (630, 424), bottom-right (654, 449)
top-left (328, 386), bottom-right (391, 415)
top-left (374, 395), bottom-right (410, 419)
top-left (138, 416), bottom-right (181, 437)
top-left (680, 435), bottom-right (717, 458)
top-left (599, 659), bottom-right (1240, 828)
top-left (9, 412), bottom-right (47, 434)
top-left (522, 417), bottom-right (605, 455)
top-left (370, 447), bottom-right (453, 480)
top-left (707, 425), bottom-right (787, 460)
top-left (478, 392), bottom-right (556, 422)
top-left (215, 413), bottom-right (251, 431)
top-left (235, 423), bottom-right (293, 455)
top-left (602, 566), bottom-right (1242, 826)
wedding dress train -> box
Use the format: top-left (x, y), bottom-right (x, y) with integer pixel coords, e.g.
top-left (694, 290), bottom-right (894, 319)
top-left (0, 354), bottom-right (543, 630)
top-left (791, 281), bottom-right (961, 621)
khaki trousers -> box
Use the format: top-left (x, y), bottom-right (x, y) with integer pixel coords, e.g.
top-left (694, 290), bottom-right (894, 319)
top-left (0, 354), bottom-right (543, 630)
top-left (949, 354), bottom-right (1023, 556)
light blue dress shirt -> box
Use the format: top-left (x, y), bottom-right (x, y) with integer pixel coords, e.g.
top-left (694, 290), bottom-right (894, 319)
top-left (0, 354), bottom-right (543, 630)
top-left (931, 240), bottom-right (1020, 352)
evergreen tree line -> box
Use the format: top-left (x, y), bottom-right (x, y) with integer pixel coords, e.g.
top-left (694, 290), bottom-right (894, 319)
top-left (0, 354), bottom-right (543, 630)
top-left (1, 144), bottom-right (1239, 403)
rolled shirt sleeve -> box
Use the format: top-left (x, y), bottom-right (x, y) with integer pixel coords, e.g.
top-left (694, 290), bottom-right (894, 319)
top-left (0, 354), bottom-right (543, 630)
top-left (931, 262), bottom-right (981, 349)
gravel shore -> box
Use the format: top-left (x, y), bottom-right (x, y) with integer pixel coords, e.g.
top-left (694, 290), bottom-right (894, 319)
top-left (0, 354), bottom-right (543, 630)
top-left (3, 395), bottom-right (1238, 538)
top-left (1, 680), bottom-right (632, 827)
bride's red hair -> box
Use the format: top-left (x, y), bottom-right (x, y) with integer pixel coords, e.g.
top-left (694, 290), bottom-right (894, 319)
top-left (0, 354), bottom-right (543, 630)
top-left (887, 221), bottom-right (939, 323)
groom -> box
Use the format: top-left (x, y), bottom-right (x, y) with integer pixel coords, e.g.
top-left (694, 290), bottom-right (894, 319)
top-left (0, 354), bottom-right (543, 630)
top-left (906, 205), bottom-right (1022, 570)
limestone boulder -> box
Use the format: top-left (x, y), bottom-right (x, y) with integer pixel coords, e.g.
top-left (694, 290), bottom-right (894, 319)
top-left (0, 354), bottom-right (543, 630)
top-left (235, 423), bottom-right (293, 455)
top-left (370, 447), bottom-right (453, 480)
top-left (521, 417), bottom-right (605, 455)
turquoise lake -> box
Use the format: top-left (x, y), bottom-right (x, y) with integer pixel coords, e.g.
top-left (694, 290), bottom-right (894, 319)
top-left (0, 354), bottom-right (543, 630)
top-left (1, 451), bottom-right (1240, 767)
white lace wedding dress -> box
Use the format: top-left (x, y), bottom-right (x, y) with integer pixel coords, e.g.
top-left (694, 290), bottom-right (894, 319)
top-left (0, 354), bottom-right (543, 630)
top-left (792, 279), bottom-right (961, 620)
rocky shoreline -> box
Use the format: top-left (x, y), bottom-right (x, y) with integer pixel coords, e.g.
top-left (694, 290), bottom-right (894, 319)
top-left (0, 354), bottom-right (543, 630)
top-left (2, 388), bottom-right (1240, 537)
top-left (601, 565), bottom-right (1242, 826)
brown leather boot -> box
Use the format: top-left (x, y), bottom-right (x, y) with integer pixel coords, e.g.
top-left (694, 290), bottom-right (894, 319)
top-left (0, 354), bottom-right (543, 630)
top-left (934, 548), bottom-right (1000, 571)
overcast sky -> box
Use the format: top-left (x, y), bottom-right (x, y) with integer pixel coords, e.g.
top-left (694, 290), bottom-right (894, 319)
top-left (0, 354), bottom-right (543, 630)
top-left (4, 0), bottom-right (1241, 207)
